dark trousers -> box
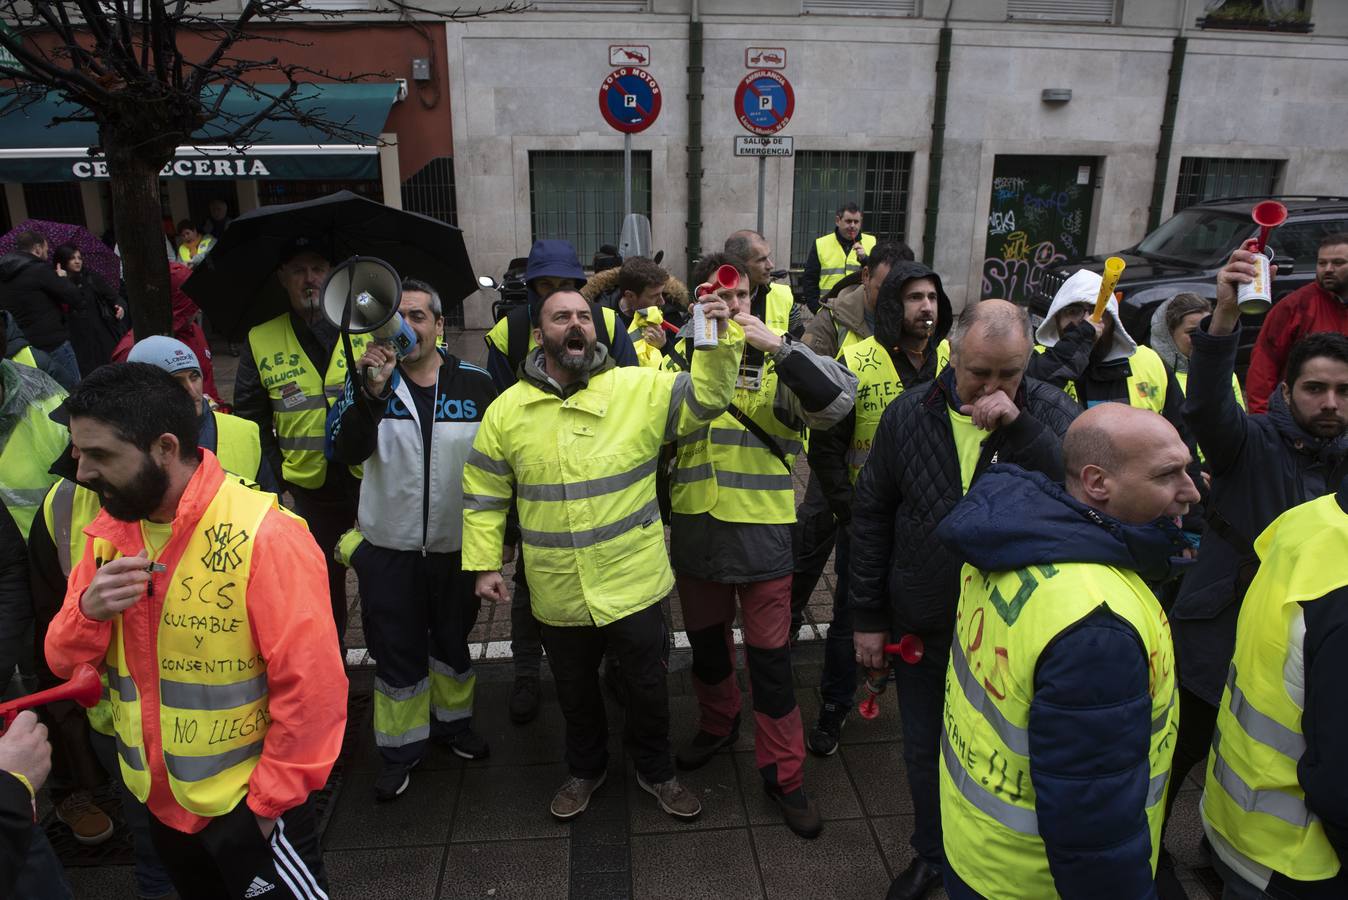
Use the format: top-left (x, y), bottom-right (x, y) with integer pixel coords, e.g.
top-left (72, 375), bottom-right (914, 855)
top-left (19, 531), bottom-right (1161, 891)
top-left (1163, 686), bottom-right (1219, 824)
top-left (817, 528), bottom-right (858, 711)
top-left (147, 797), bottom-right (328, 900)
top-left (350, 544), bottom-right (481, 766)
top-left (790, 474), bottom-right (837, 632)
top-left (91, 731), bottom-right (175, 899)
top-left (510, 556), bottom-right (543, 676)
top-left (679, 574), bottom-right (805, 793)
top-left (895, 634), bottom-right (950, 869)
top-left (287, 469), bottom-right (359, 645)
top-left (539, 602), bottom-right (672, 784)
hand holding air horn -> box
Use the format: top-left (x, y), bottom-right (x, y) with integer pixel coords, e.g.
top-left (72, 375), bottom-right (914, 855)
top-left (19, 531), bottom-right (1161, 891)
top-left (1089, 257), bottom-right (1127, 324)
top-left (1238, 200), bottom-right (1287, 315)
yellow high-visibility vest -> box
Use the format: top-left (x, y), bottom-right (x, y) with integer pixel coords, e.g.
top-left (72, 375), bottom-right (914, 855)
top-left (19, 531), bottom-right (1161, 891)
top-left (842, 336), bottom-right (950, 483)
top-left (815, 232), bottom-right (876, 294)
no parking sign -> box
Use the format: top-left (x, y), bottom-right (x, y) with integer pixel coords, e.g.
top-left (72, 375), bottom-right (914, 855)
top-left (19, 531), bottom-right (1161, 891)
top-left (598, 67), bottom-right (662, 134)
top-left (734, 69), bottom-right (794, 136)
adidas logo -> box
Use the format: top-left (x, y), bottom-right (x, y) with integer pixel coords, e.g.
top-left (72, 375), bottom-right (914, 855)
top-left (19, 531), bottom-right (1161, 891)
top-left (244, 876), bottom-right (276, 897)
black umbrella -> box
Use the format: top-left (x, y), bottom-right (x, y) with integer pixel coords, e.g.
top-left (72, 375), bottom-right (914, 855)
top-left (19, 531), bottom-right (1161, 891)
top-left (182, 191), bottom-right (476, 340)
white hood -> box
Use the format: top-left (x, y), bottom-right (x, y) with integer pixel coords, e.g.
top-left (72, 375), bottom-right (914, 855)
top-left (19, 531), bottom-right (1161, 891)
top-left (1034, 268), bottom-right (1137, 364)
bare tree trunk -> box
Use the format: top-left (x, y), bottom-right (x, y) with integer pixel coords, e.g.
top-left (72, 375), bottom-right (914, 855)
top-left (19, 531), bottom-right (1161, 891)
top-left (106, 150), bottom-right (173, 339)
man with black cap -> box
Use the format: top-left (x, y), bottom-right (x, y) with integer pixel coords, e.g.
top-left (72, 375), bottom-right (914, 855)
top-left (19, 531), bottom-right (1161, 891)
top-left (233, 237), bottom-right (370, 646)
top-left (482, 239), bottom-right (639, 723)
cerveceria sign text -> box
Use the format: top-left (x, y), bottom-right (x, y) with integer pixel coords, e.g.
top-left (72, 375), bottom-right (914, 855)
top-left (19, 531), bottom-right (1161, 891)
top-left (72, 157), bottom-right (272, 180)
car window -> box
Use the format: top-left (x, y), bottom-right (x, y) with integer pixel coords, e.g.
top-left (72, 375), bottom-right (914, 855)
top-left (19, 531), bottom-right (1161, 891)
top-left (1136, 209), bottom-right (1252, 266)
top-left (1268, 218), bottom-right (1348, 273)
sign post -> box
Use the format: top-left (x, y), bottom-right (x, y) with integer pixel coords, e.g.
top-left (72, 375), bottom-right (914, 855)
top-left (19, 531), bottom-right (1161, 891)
top-left (734, 69), bottom-right (794, 236)
top-left (599, 67), bottom-right (662, 226)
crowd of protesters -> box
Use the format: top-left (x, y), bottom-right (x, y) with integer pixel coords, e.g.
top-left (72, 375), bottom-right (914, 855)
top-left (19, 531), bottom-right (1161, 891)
top-left (0, 197), bottom-right (1343, 900)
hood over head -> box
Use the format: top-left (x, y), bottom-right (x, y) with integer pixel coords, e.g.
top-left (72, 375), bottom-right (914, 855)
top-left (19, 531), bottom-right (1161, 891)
top-left (1036, 268), bottom-right (1137, 363)
top-left (1149, 293), bottom-right (1211, 374)
top-left (873, 261), bottom-right (953, 351)
top-left (935, 464), bottom-right (1192, 584)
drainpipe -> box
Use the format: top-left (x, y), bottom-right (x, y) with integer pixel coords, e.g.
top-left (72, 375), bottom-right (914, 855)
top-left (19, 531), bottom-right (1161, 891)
top-left (685, 0), bottom-right (704, 278)
top-left (1147, 36), bottom-right (1187, 231)
top-left (921, 26), bottom-right (952, 267)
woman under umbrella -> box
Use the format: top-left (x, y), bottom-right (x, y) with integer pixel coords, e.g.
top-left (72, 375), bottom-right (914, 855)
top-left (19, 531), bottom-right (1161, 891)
top-left (53, 243), bottom-right (124, 375)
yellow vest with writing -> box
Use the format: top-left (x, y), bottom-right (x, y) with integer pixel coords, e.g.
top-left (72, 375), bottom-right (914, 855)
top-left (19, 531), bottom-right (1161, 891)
top-left (815, 232), bottom-right (877, 294)
top-left (1201, 493), bottom-right (1345, 882)
top-left (842, 337), bottom-right (950, 483)
top-left (1036, 343), bottom-right (1169, 414)
top-left (940, 561), bottom-right (1178, 899)
top-left (670, 289), bottom-right (800, 524)
top-left (246, 314), bottom-right (367, 489)
top-left (93, 480), bottom-right (276, 817)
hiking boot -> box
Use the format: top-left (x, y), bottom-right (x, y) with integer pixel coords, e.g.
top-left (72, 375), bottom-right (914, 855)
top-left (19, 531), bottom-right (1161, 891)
top-left (806, 703), bottom-right (846, 757)
top-left (550, 772), bottom-right (606, 820)
top-left (764, 784), bottom-right (822, 839)
top-left (55, 791), bottom-right (113, 845)
top-left (675, 715), bottom-right (740, 771)
top-left (638, 774), bottom-right (702, 820)
top-left (374, 763), bottom-right (412, 802)
top-left (447, 728), bottom-right (490, 761)
top-left (509, 674), bottom-right (540, 724)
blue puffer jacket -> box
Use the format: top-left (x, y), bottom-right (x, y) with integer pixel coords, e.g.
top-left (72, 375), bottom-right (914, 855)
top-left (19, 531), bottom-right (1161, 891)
top-left (937, 465), bottom-right (1189, 900)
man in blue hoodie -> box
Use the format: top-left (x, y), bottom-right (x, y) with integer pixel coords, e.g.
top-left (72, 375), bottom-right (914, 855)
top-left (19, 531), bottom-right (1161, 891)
top-left (935, 403), bottom-right (1199, 899)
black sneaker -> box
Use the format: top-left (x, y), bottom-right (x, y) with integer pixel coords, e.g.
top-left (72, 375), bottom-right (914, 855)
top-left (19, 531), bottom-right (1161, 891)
top-left (509, 674), bottom-right (540, 724)
top-left (764, 784), bottom-right (822, 839)
top-left (806, 703), bottom-right (846, 757)
top-left (448, 728), bottom-right (491, 761)
top-left (374, 764), bottom-right (412, 802)
top-left (675, 715), bottom-right (740, 771)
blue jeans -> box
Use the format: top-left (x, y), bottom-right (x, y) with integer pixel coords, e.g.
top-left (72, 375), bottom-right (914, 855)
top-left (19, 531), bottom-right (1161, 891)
top-left (818, 528), bottom-right (856, 711)
top-left (46, 341), bottom-right (80, 386)
top-left (89, 731), bottom-right (174, 899)
top-left (896, 634), bottom-right (950, 869)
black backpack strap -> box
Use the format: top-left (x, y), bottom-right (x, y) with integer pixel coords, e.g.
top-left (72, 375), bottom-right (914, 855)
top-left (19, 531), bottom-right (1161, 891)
top-left (1204, 508), bottom-right (1260, 597)
top-left (506, 306), bottom-right (530, 372)
top-left (725, 403), bottom-right (792, 474)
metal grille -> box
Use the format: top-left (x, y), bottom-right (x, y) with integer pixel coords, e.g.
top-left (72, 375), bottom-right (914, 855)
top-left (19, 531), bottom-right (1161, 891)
top-left (790, 150), bottom-right (912, 268)
top-left (22, 182), bottom-right (84, 225)
top-left (1007, 0), bottom-right (1117, 22)
top-left (1174, 157), bottom-right (1282, 211)
top-left (256, 179), bottom-right (382, 206)
top-left (401, 157), bottom-right (458, 227)
top-left (804, 0), bottom-right (917, 14)
top-left (529, 150), bottom-right (652, 265)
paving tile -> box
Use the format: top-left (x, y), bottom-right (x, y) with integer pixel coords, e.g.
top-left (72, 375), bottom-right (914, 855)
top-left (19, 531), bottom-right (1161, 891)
top-left (627, 753), bottom-right (747, 834)
top-left (570, 815), bottom-right (630, 874)
top-left (734, 748), bottom-right (863, 824)
top-left (631, 829), bottom-right (764, 900)
top-left (841, 743), bottom-right (912, 816)
top-left (752, 820), bottom-right (891, 900)
top-left (569, 871), bottom-right (633, 900)
top-left (62, 864), bottom-right (139, 899)
top-left (467, 682), bottom-right (570, 768)
top-left (324, 847), bottom-right (442, 899)
top-left (870, 816), bottom-right (950, 899)
top-left (839, 692), bottom-right (905, 745)
top-left (439, 837), bottom-right (569, 899)
top-left (324, 768), bottom-right (460, 850)
top-left (1164, 781), bottom-right (1209, 870)
top-left (452, 763), bottom-right (571, 842)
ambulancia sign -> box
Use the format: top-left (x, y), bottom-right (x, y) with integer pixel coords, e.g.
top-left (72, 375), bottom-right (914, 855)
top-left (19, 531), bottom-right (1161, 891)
top-left (72, 156), bottom-right (272, 180)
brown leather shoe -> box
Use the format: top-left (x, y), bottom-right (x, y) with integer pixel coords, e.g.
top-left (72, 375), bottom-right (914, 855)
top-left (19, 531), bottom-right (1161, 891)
top-left (55, 791), bottom-right (114, 845)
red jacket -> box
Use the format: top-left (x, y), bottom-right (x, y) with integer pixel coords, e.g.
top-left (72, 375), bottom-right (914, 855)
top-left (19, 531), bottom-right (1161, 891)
top-left (44, 452), bottom-right (346, 833)
top-left (1246, 282), bottom-right (1348, 414)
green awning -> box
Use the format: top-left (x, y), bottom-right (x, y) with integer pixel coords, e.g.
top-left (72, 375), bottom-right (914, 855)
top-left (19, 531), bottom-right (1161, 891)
top-left (0, 82), bottom-right (398, 182)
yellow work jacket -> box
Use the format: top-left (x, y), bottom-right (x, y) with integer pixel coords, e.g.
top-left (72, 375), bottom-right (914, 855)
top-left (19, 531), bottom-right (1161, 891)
top-left (940, 561), bottom-right (1178, 899)
top-left (815, 232), bottom-right (876, 294)
top-left (0, 364), bottom-right (67, 541)
top-left (842, 336), bottom-right (950, 483)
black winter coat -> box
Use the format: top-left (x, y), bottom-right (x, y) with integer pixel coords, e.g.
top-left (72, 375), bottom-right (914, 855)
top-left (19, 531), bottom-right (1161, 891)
top-left (0, 253), bottom-right (82, 352)
top-left (849, 370), bottom-right (1079, 639)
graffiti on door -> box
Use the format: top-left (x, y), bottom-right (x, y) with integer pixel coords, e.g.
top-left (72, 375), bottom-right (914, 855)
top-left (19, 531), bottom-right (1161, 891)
top-left (982, 158), bottom-right (1094, 305)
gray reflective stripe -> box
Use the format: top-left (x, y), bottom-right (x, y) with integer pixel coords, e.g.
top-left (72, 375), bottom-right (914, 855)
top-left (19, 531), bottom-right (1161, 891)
top-left (375, 676), bottom-right (428, 703)
top-left (0, 486), bottom-right (47, 507)
top-left (1210, 733), bottom-right (1314, 828)
top-left (940, 730), bottom-right (1039, 835)
top-left (1225, 667), bottom-right (1304, 759)
top-left (672, 372), bottom-right (718, 422)
top-left (676, 425), bottom-right (709, 448)
top-left (521, 499), bottom-right (661, 550)
top-left (674, 462), bottom-right (714, 485)
top-left (429, 658), bottom-right (473, 682)
top-left (1152, 689), bottom-right (1177, 736)
top-left (433, 706), bottom-right (471, 723)
top-left (665, 374), bottom-right (692, 441)
top-left (107, 670), bottom-right (138, 703)
top-left (517, 458), bottom-right (657, 502)
top-left (463, 493), bottom-right (510, 512)
top-left (1147, 769), bottom-right (1169, 808)
top-left (277, 435), bottom-right (325, 452)
top-left (116, 735), bottom-right (145, 771)
top-left (714, 470), bottom-right (794, 492)
top-left (376, 724), bottom-right (431, 748)
top-left (324, 385), bottom-right (344, 398)
top-left (164, 740), bottom-right (264, 782)
top-left (949, 637), bottom-right (1029, 756)
top-left (709, 427), bottom-right (803, 457)
top-left (51, 479), bottom-right (76, 577)
top-left (819, 267), bottom-right (850, 276)
top-left (466, 448), bottom-right (511, 477)
top-left (160, 674), bottom-right (268, 711)
top-left (269, 395), bottom-right (326, 412)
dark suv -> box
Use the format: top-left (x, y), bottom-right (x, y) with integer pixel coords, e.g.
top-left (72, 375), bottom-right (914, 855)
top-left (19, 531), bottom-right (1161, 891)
top-left (1027, 196), bottom-right (1348, 372)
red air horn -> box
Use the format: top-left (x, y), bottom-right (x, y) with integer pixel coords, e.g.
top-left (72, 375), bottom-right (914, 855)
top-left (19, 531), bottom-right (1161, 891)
top-left (857, 635), bottom-right (924, 721)
top-left (1252, 200), bottom-right (1287, 252)
top-left (0, 663), bottom-right (102, 729)
top-left (695, 264), bottom-right (741, 299)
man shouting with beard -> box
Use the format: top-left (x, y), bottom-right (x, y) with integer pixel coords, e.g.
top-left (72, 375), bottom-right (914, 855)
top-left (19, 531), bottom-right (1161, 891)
top-left (463, 289), bottom-right (743, 823)
top-left (803, 261), bottom-right (952, 757)
top-left (46, 363), bottom-right (347, 899)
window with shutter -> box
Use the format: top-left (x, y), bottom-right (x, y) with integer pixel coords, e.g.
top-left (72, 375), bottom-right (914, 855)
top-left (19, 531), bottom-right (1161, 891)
top-left (1007, 0), bottom-right (1117, 23)
top-left (803, 0), bottom-right (918, 15)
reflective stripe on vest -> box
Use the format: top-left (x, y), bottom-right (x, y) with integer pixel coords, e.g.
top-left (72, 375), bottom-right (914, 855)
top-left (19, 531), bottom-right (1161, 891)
top-left (246, 314), bottom-right (368, 489)
top-left (940, 561), bottom-right (1178, 899)
top-left (96, 479), bottom-right (276, 817)
top-left (670, 288), bottom-right (801, 524)
top-left (1202, 492), bottom-right (1345, 882)
top-left (841, 337), bottom-right (950, 483)
top-left (815, 232), bottom-right (877, 292)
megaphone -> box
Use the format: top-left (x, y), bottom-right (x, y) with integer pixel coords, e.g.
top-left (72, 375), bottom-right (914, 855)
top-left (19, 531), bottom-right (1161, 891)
top-left (0, 663), bottom-right (102, 729)
top-left (321, 256), bottom-right (417, 359)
